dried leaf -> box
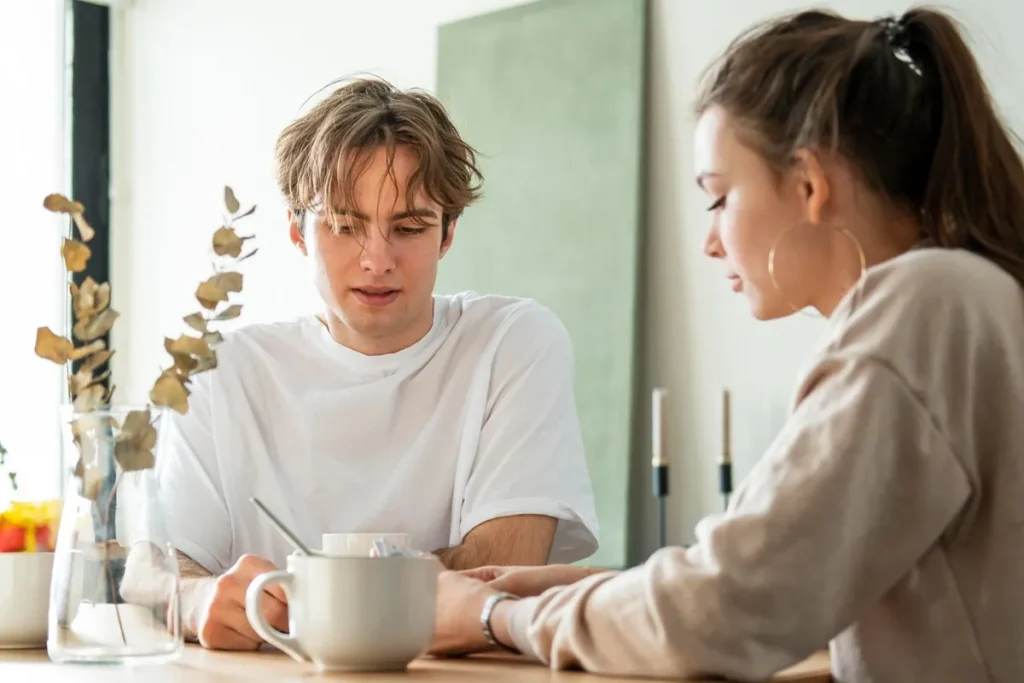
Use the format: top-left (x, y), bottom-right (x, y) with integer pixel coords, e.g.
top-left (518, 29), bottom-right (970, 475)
top-left (122, 410), bottom-right (156, 446)
top-left (165, 334), bottom-right (213, 359)
top-left (224, 186), bottom-right (240, 214)
top-left (73, 307), bottom-right (119, 342)
top-left (72, 385), bottom-right (105, 412)
top-left (80, 349), bottom-right (114, 375)
top-left (62, 238), bottom-right (91, 273)
top-left (117, 409), bottom-right (158, 471)
top-left (69, 369), bottom-right (94, 395)
top-left (43, 193), bottom-right (84, 215)
top-left (115, 443), bottom-right (155, 472)
top-left (190, 354), bottom-right (217, 376)
top-left (72, 212), bottom-right (95, 242)
top-left (69, 339), bottom-right (106, 361)
top-left (215, 304), bottom-right (243, 320)
top-left (35, 327), bottom-right (74, 364)
top-left (43, 193), bottom-right (72, 212)
top-left (212, 226), bottom-right (245, 258)
top-left (234, 204), bottom-right (257, 220)
top-left (196, 280), bottom-right (227, 309)
top-left (214, 272), bottom-right (244, 293)
top-left (83, 475), bottom-right (101, 501)
top-left (203, 331), bottom-right (224, 347)
top-left (196, 272), bottom-right (242, 309)
top-left (72, 277), bottom-right (110, 319)
top-left (237, 247), bottom-right (259, 263)
top-left (183, 313), bottom-right (208, 334)
top-left (150, 369), bottom-right (190, 415)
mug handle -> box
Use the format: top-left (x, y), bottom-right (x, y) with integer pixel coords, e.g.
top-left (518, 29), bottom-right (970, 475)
top-left (245, 570), bottom-right (308, 664)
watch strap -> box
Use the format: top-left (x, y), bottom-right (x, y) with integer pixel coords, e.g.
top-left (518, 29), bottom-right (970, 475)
top-left (480, 591), bottom-right (519, 653)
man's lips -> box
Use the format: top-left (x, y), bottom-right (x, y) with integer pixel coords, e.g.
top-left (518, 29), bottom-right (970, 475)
top-left (351, 287), bottom-right (400, 306)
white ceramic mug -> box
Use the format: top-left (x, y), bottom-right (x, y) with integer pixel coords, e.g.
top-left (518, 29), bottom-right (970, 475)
top-left (245, 554), bottom-right (439, 672)
top-left (321, 532), bottom-right (409, 557)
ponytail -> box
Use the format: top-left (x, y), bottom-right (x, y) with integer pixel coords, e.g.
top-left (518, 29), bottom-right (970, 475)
top-left (903, 9), bottom-right (1024, 283)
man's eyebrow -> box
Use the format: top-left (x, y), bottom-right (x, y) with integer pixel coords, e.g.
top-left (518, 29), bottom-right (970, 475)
top-left (327, 208), bottom-right (370, 221)
top-left (392, 208), bottom-right (440, 221)
top-left (323, 208), bottom-right (439, 221)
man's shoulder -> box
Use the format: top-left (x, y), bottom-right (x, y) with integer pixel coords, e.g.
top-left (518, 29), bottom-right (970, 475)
top-left (442, 291), bottom-right (570, 345)
top-left (210, 316), bottom-right (317, 366)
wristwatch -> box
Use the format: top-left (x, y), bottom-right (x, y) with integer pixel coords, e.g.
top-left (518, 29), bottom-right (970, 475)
top-left (479, 591), bottom-right (519, 653)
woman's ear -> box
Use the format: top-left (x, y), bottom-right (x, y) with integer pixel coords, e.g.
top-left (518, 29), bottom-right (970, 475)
top-left (792, 149), bottom-right (830, 225)
top-left (288, 210), bottom-right (307, 256)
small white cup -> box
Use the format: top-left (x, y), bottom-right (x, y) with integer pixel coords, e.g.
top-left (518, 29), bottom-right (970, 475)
top-left (246, 554), bottom-right (439, 672)
top-left (322, 532), bottom-right (409, 557)
top-left (0, 552), bottom-right (54, 649)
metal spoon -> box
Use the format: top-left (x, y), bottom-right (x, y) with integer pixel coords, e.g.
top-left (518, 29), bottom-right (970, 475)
top-left (249, 497), bottom-right (317, 556)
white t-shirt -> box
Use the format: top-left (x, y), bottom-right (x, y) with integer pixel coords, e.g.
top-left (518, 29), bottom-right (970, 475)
top-left (154, 292), bottom-right (599, 573)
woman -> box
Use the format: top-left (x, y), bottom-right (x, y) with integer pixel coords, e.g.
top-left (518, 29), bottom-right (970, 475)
top-left (428, 7), bottom-right (1024, 683)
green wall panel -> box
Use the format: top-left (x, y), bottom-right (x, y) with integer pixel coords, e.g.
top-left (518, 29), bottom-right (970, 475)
top-left (436, 0), bottom-right (647, 568)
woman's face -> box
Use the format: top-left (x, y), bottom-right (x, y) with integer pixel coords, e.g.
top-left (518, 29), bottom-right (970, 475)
top-left (694, 106), bottom-right (841, 319)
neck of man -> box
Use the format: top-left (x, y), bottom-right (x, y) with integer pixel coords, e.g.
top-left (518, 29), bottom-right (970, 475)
top-left (318, 303), bottom-right (436, 356)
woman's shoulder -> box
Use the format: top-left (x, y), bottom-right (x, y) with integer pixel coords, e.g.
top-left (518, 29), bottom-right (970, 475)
top-left (822, 246), bottom-right (1024, 362)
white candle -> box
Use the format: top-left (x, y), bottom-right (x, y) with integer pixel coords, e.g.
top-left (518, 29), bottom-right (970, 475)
top-left (722, 388), bottom-right (731, 464)
top-left (652, 388), bottom-right (667, 466)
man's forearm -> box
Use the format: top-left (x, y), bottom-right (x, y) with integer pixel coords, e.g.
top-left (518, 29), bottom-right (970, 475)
top-left (177, 550), bottom-right (214, 642)
top-left (434, 515), bottom-right (558, 570)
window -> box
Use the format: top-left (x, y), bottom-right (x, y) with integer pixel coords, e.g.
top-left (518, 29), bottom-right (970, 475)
top-left (0, 0), bottom-right (71, 504)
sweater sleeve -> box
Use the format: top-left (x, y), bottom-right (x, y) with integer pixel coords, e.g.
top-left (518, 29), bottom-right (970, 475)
top-left (506, 355), bottom-right (972, 680)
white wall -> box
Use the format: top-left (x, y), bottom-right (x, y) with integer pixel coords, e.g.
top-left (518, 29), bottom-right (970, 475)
top-left (111, 0), bottom-right (1024, 563)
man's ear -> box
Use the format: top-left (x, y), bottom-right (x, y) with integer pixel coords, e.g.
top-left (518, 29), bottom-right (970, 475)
top-left (791, 149), bottom-right (830, 225)
top-left (288, 210), bottom-right (307, 256)
top-left (439, 219), bottom-right (456, 259)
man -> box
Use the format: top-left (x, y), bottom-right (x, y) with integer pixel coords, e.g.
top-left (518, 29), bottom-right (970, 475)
top-left (155, 78), bottom-right (599, 650)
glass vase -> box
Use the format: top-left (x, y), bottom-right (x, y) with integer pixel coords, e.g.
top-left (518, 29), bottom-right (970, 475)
top-left (47, 405), bottom-right (182, 664)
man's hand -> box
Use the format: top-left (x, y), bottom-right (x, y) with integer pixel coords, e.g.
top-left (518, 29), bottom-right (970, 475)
top-left (461, 563), bottom-right (608, 597)
top-left (188, 554), bottom-right (288, 650)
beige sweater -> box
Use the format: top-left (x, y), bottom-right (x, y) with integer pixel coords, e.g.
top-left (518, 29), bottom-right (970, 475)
top-left (508, 247), bottom-right (1024, 682)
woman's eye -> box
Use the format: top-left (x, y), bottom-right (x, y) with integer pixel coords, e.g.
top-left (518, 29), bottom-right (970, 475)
top-left (395, 226), bottom-right (426, 236)
top-left (706, 196), bottom-right (726, 212)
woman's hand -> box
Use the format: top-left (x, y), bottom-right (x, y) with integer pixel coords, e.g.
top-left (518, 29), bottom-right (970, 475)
top-left (429, 570), bottom-right (500, 657)
top-left (461, 564), bottom-right (602, 597)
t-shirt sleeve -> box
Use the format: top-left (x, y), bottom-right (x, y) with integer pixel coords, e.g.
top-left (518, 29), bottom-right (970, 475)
top-left (506, 355), bottom-right (971, 679)
top-left (458, 304), bottom-right (599, 564)
top-left (155, 372), bottom-right (233, 575)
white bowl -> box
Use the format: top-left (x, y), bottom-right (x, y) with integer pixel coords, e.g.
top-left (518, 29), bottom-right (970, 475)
top-left (0, 552), bottom-right (54, 648)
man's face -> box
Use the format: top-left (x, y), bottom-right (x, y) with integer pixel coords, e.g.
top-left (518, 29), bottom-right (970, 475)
top-left (290, 144), bottom-right (454, 355)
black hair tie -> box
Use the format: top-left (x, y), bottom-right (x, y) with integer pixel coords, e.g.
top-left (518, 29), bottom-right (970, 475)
top-left (880, 15), bottom-right (911, 52)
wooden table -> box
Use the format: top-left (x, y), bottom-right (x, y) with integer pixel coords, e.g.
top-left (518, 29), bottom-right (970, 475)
top-left (0, 645), bottom-right (831, 681)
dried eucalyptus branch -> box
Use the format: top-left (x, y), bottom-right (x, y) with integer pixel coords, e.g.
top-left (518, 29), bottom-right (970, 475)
top-left (35, 186), bottom-right (257, 645)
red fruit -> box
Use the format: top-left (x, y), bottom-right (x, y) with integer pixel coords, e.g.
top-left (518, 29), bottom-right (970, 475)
top-left (35, 525), bottom-right (54, 552)
top-left (0, 523), bottom-right (26, 552)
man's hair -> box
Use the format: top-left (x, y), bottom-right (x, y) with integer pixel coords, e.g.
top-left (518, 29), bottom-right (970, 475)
top-left (275, 77), bottom-right (483, 242)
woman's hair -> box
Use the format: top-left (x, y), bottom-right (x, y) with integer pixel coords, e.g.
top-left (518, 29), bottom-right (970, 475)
top-left (696, 7), bottom-right (1024, 285)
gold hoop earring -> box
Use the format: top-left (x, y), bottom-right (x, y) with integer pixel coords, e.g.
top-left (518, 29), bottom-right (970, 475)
top-left (767, 225), bottom-right (866, 317)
